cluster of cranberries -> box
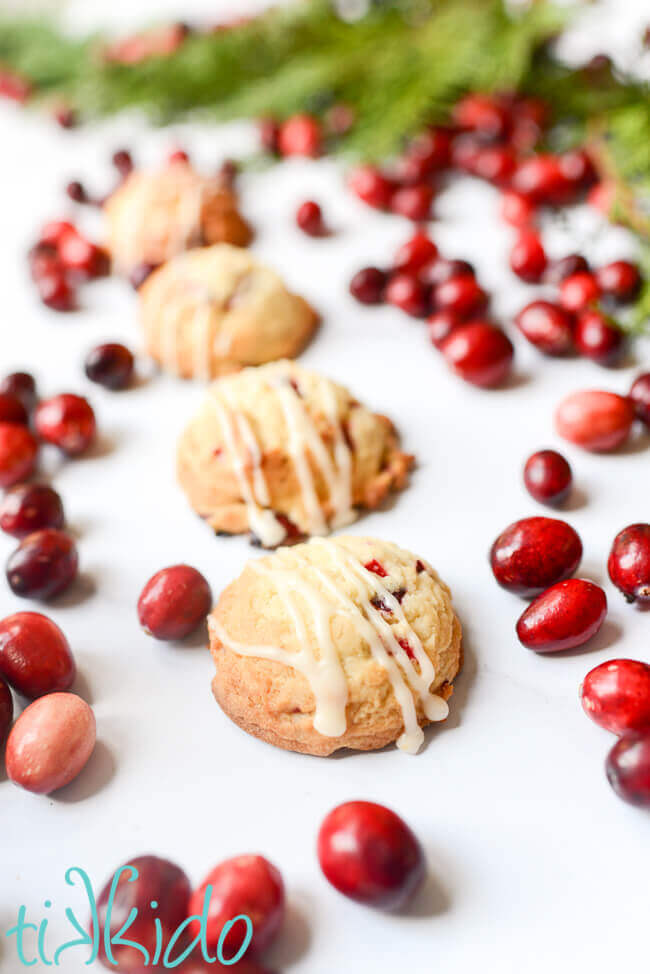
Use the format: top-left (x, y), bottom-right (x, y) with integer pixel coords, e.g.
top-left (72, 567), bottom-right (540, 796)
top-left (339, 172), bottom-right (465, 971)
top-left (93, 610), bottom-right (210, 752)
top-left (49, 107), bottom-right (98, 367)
top-left (259, 105), bottom-right (356, 162)
top-left (28, 220), bottom-right (109, 312)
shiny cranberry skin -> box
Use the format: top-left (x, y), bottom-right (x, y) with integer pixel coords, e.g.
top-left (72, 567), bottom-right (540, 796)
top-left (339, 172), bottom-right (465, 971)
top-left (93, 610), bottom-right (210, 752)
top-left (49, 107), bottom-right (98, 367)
top-left (0, 423), bottom-right (38, 488)
top-left (0, 484), bottom-right (64, 538)
top-left (188, 855), bottom-right (285, 958)
top-left (111, 148), bottom-right (134, 176)
top-left (35, 394), bottom-right (96, 456)
top-left (608, 524), bottom-right (650, 605)
top-left (39, 220), bottom-right (76, 248)
top-left (500, 190), bottom-right (536, 227)
top-left (58, 231), bottom-right (108, 280)
top-left (403, 128), bottom-right (451, 173)
top-left (85, 343), bottom-right (135, 390)
top-left (555, 390), bottom-right (635, 452)
top-left (0, 611), bottom-right (76, 698)
top-left (138, 564), bottom-right (212, 640)
top-left (385, 274), bottom-right (430, 318)
top-left (349, 267), bottom-right (387, 305)
top-left (0, 393), bottom-right (28, 426)
top-left (296, 200), bottom-right (324, 236)
top-left (130, 262), bottom-right (158, 290)
top-left (581, 659), bottom-right (650, 736)
top-left (472, 145), bottom-right (516, 185)
top-left (419, 258), bottom-right (475, 289)
top-left (629, 372), bottom-right (650, 426)
top-left (516, 579), bottom-right (606, 653)
top-left (391, 153), bottom-right (433, 185)
top-left (433, 274), bottom-right (487, 319)
top-left (427, 309), bottom-right (462, 349)
top-left (347, 165), bottom-right (395, 210)
top-left (278, 114), bottom-right (321, 157)
top-left (509, 232), bottom-right (547, 283)
top-left (96, 856), bottom-right (191, 971)
top-left (606, 734), bottom-right (650, 807)
top-left (451, 134), bottom-right (482, 173)
top-left (29, 244), bottom-right (62, 282)
top-left (6, 529), bottom-right (78, 600)
top-left (441, 321), bottom-right (513, 388)
top-left (511, 154), bottom-right (572, 205)
top-left (559, 149), bottom-right (597, 191)
top-left (258, 117), bottom-right (280, 154)
top-left (559, 272), bottom-right (600, 312)
top-left (393, 231), bottom-right (438, 274)
top-left (0, 675), bottom-right (12, 741)
top-left (490, 516), bottom-right (583, 597)
top-left (0, 373), bottom-right (37, 413)
top-left (596, 260), bottom-right (642, 303)
top-left (453, 93), bottom-right (510, 140)
top-left (389, 184), bottom-right (434, 221)
top-left (545, 253), bottom-right (590, 285)
top-left (317, 801), bottom-right (424, 910)
top-left (523, 450), bottom-right (572, 506)
top-left (574, 310), bottom-right (624, 365)
top-left (514, 300), bottom-right (574, 356)
top-left (37, 270), bottom-right (77, 312)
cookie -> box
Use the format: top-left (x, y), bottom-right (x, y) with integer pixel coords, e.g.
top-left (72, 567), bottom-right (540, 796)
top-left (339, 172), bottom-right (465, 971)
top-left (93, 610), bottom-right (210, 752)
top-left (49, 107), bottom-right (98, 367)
top-left (208, 536), bottom-right (462, 756)
top-left (139, 246), bottom-right (318, 379)
top-left (104, 161), bottom-right (252, 272)
top-left (177, 360), bottom-right (413, 546)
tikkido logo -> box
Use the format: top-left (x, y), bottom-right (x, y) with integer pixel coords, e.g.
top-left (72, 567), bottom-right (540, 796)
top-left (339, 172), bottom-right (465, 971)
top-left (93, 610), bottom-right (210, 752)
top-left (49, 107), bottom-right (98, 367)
top-left (6, 866), bottom-right (253, 968)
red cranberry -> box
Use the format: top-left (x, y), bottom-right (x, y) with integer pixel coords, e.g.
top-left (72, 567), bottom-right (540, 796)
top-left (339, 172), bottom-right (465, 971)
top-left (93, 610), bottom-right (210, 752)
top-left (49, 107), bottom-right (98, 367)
top-left (511, 154), bottom-right (572, 205)
top-left (0, 611), bottom-right (75, 698)
top-left (555, 390), bottom-right (635, 452)
top-left (54, 106), bottom-right (78, 129)
top-left (85, 343), bottom-right (135, 390)
top-left (385, 274), bottom-right (430, 318)
top-left (588, 180), bottom-right (616, 216)
top-left (6, 529), bottom-right (78, 600)
top-left (389, 184), bottom-right (434, 221)
top-left (559, 272), bottom-right (600, 312)
top-left (471, 145), bottom-right (516, 185)
top-left (296, 200), bottom-right (325, 236)
top-left (391, 153), bottom-right (434, 185)
top-left (608, 524), bottom-right (650, 606)
top-left (317, 801), bottom-right (424, 910)
top-left (500, 190), bottom-right (536, 227)
top-left (65, 180), bottom-right (88, 204)
top-left (0, 423), bottom-right (38, 488)
top-left (514, 300), bottom-right (574, 356)
top-left (509, 231), bottom-right (547, 283)
top-left (404, 128), bottom-right (451, 172)
top-left (393, 231), bottom-right (438, 274)
top-left (347, 165), bottom-right (395, 210)
top-left (0, 484), bottom-right (64, 538)
top-left (523, 450), bottom-right (572, 506)
top-left (629, 372), bottom-right (650, 426)
top-left (138, 564), bottom-right (212, 640)
top-left (606, 733), bottom-right (650, 807)
top-left (0, 393), bottom-right (28, 426)
top-left (39, 220), bottom-right (76, 248)
top-left (490, 516), bottom-right (583, 597)
top-left (559, 149), bottom-right (596, 189)
top-left (349, 267), bottom-right (387, 305)
top-left (278, 114), bottom-right (321, 157)
top-left (433, 274), bottom-right (487, 319)
top-left (0, 70), bottom-right (32, 103)
top-left (595, 260), bottom-right (642, 303)
top-left (0, 675), bottom-right (12, 741)
top-left (453, 93), bottom-right (510, 141)
top-left (545, 253), bottom-right (590, 285)
top-left (168, 147), bottom-right (190, 165)
top-left (581, 659), bottom-right (650, 736)
top-left (37, 270), bottom-right (77, 312)
top-left (451, 134), bottom-right (482, 173)
top-left (35, 394), bottom-right (96, 456)
top-left (419, 258), bottom-right (475, 289)
top-left (574, 310), bottom-right (624, 365)
top-left (427, 309), bottom-right (462, 349)
top-left (258, 117), bottom-right (280, 154)
top-left (0, 373), bottom-right (37, 413)
top-left (129, 262), bottom-right (158, 290)
top-left (441, 321), bottom-right (513, 388)
top-left (96, 856), bottom-right (191, 971)
top-left (515, 579), bottom-right (606, 653)
top-left (58, 231), bottom-right (108, 280)
top-left (188, 855), bottom-right (284, 959)
top-left (28, 244), bottom-right (61, 283)
top-left (111, 148), bottom-right (134, 176)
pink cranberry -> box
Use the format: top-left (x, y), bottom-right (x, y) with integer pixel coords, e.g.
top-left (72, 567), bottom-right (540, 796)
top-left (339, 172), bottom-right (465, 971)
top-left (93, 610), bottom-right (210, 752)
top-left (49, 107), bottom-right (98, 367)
top-left (0, 392), bottom-right (28, 426)
top-left (607, 524), bottom-right (650, 606)
top-left (393, 231), bottom-right (437, 273)
top-left (35, 394), bottom-right (96, 455)
top-left (6, 692), bottom-right (95, 794)
top-left (559, 272), bottom-right (600, 312)
top-left (347, 165), bottom-right (395, 210)
top-left (606, 733), bottom-right (650, 807)
top-left (385, 273), bottom-right (430, 318)
top-left (545, 253), bottom-right (590, 285)
top-left (500, 190), bottom-right (536, 227)
top-left (629, 372), bottom-right (650, 426)
top-left (0, 423), bottom-right (38, 488)
top-left (419, 258), bottom-right (475, 288)
top-left (427, 309), bottom-right (462, 349)
top-left (490, 516), bottom-right (583, 597)
top-left (441, 321), bottom-right (513, 388)
top-left (37, 269), bottom-right (77, 312)
top-left (452, 93), bottom-right (510, 140)
top-left (188, 855), bottom-right (285, 958)
top-left (433, 274), bottom-right (487, 319)
top-left (138, 564), bottom-right (212, 640)
top-left (581, 659), bottom-right (650, 736)
top-left (555, 390), bottom-right (635, 452)
top-left (471, 145), bottom-right (516, 185)
top-left (296, 200), bottom-right (325, 236)
top-left (516, 578), bottom-right (606, 653)
top-left (523, 450), bottom-right (572, 505)
top-left (317, 801), bottom-right (424, 910)
top-left (0, 484), bottom-right (64, 538)
top-left (574, 310), bottom-right (624, 365)
top-left (389, 184), bottom-right (434, 221)
top-left (509, 231), bottom-right (547, 283)
top-left (0, 611), bottom-right (76, 698)
top-left (349, 267), bottom-right (387, 305)
top-left (514, 300), bottom-right (574, 356)
top-left (0, 372), bottom-right (37, 413)
top-left (6, 529), bottom-right (79, 600)
top-left (278, 114), bottom-right (321, 157)
top-left (596, 260), bottom-right (642, 303)
top-left (511, 154), bottom-right (572, 205)
top-left (85, 343), bottom-right (135, 390)
top-left (0, 675), bottom-right (12, 741)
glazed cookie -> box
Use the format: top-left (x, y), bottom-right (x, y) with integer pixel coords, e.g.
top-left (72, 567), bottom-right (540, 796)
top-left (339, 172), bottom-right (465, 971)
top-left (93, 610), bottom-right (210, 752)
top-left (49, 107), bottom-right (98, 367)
top-left (177, 360), bottom-right (413, 546)
top-left (104, 161), bottom-right (252, 272)
top-left (208, 536), bottom-right (462, 756)
top-left (139, 246), bottom-right (318, 379)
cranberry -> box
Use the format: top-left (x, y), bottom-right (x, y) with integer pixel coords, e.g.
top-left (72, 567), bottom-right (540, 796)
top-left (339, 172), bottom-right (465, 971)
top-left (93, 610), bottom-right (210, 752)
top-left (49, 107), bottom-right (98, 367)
top-left (96, 856), bottom-right (191, 970)
top-left (258, 117), bottom-right (280, 154)
top-left (523, 450), bottom-right (572, 506)
top-left (188, 855), bottom-right (284, 959)
top-left (451, 135), bottom-right (482, 173)
top-left (581, 659), bottom-right (650, 736)
top-left (441, 321), bottom-right (513, 388)
top-left (472, 145), bottom-right (516, 185)
top-left (544, 253), bottom-right (590, 285)
top-left (317, 801), bottom-right (424, 910)
top-left (54, 106), bottom-right (78, 129)
top-left (58, 231), bottom-right (108, 280)
top-left (0, 675), bottom-right (12, 741)
top-left (393, 231), bottom-right (437, 274)
top-left (500, 190), bottom-right (536, 227)
top-left (0, 484), bottom-right (65, 538)
top-left (37, 270), bottom-right (77, 312)
top-left (0, 70), bottom-right (32, 103)
top-left (404, 128), bottom-right (451, 172)
top-left (65, 180), bottom-right (88, 204)
top-left (278, 114), bottom-right (321, 157)
top-left (130, 261), bottom-right (158, 290)
top-left (168, 147), bottom-right (190, 165)
top-left (514, 300), bottom-right (574, 356)
top-left (595, 260), bottom-right (642, 304)
top-left (555, 390), bottom-right (635, 452)
top-left (6, 529), bottom-right (78, 601)
top-left (0, 423), bottom-right (38, 488)
top-left (391, 153), bottom-right (434, 185)
top-left (629, 372), bottom-right (650, 426)
top-left (606, 733), bottom-right (650, 807)
top-left (511, 154), bottom-right (572, 205)
top-left (453, 93), bottom-right (510, 141)
top-left (28, 244), bottom-right (61, 282)
top-left (324, 103), bottom-right (356, 137)
top-left (516, 579), bottom-right (606, 653)
top-left (427, 309), bottom-right (462, 349)
top-left (559, 272), bottom-right (600, 312)
top-left (0, 393), bottom-right (28, 426)
top-left (385, 273), bottom-right (430, 318)
top-left (296, 200), bottom-right (325, 236)
top-left (0, 372), bottom-right (37, 412)
top-left (35, 394), bottom-right (96, 456)
top-left (0, 611), bottom-right (76, 698)
top-left (433, 274), bottom-right (487, 319)
top-left (39, 220), bottom-right (76, 248)
top-left (349, 267), bottom-right (387, 305)
top-left (138, 564), bottom-right (212, 640)
top-left (347, 165), bottom-right (395, 209)
top-left (419, 258), bottom-right (475, 289)
top-left (574, 310), bottom-right (624, 365)
top-left (490, 516), bottom-right (583, 597)
top-left (588, 180), bottom-right (616, 216)
top-left (559, 149), bottom-right (596, 191)
top-left (389, 184), bottom-right (434, 221)
top-left (85, 343), bottom-right (135, 390)
top-left (364, 559), bottom-right (388, 577)
top-left (509, 231), bottom-right (547, 283)
top-left (111, 148), bottom-right (134, 176)
top-left (608, 524), bottom-right (650, 606)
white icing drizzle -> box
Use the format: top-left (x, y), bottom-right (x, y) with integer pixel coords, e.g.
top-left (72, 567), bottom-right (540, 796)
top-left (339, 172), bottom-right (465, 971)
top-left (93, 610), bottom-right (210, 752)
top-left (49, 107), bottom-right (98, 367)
top-left (192, 301), bottom-right (215, 381)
